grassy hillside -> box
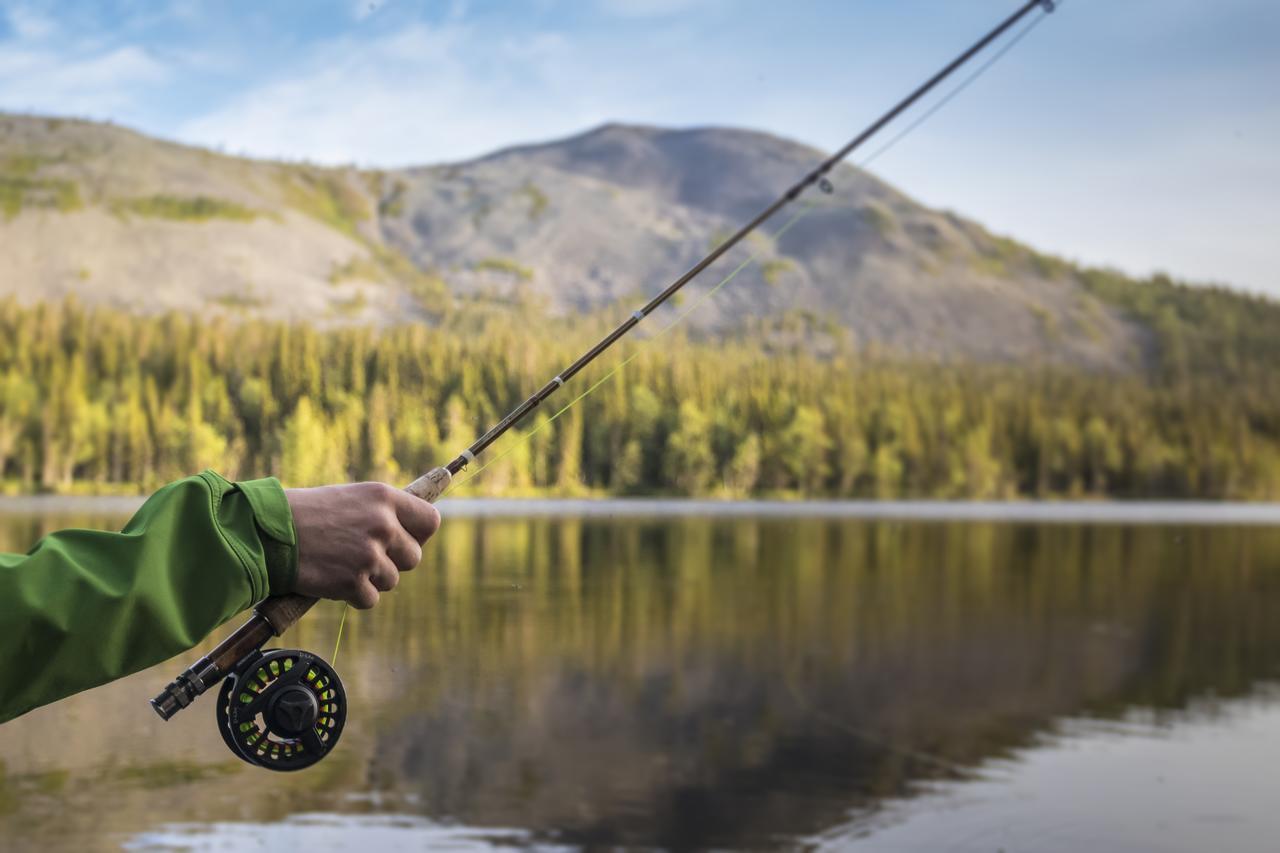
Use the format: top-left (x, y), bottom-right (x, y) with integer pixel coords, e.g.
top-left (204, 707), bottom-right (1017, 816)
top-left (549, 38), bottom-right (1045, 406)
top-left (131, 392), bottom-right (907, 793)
top-left (0, 113), bottom-right (1156, 369)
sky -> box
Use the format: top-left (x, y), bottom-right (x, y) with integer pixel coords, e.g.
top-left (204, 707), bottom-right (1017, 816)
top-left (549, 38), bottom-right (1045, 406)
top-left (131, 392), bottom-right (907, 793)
top-left (0, 0), bottom-right (1276, 297)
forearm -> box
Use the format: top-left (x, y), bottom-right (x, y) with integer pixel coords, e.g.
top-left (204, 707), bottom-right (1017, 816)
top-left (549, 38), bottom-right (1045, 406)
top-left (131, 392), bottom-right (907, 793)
top-left (0, 471), bottom-right (296, 723)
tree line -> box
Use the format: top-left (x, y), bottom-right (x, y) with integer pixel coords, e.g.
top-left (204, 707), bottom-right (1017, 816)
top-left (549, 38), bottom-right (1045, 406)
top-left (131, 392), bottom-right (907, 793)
top-left (0, 295), bottom-right (1277, 499)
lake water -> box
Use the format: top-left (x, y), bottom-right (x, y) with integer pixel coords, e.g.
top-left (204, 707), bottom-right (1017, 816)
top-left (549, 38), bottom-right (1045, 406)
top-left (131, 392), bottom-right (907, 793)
top-left (1, 501), bottom-right (1279, 851)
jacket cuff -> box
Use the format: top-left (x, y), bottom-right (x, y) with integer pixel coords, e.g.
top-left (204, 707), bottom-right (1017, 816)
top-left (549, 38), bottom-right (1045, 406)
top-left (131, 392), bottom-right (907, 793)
top-left (236, 476), bottom-right (298, 595)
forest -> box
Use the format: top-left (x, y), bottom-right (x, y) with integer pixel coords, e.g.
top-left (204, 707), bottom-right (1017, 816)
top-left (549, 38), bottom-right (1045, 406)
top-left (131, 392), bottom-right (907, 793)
top-left (0, 275), bottom-right (1278, 499)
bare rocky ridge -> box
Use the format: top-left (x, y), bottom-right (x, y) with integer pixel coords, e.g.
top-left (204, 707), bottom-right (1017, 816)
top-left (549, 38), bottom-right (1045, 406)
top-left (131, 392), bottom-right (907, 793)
top-left (0, 113), bottom-right (1147, 368)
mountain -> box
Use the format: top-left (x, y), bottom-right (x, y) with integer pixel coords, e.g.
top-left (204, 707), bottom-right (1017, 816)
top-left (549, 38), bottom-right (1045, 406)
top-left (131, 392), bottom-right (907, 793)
top-left (4, 114), bottom-right (1280, 500)
top-left (0, 112), bottom-right (1229, 370)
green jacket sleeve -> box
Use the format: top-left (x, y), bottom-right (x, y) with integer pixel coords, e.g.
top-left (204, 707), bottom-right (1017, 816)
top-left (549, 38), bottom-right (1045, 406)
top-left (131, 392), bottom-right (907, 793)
top-left (0, 470), bottom-right (297, 723)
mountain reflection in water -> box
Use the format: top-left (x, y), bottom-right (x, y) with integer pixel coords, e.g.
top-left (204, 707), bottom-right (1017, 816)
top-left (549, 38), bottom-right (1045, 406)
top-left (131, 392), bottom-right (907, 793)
top-left (0, 508), bottom-right (1278, 851)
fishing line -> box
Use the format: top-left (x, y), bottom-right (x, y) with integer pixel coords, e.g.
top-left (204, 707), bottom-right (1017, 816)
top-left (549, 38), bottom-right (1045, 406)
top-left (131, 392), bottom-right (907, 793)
top-left (331, 601), bottom-right (349, 665)
top-left (151, 2), bottom-right (1063, 775)
top-left (330, 204), bottom-right (823, 655)
top-left (447, 200), bottom-right (819, 493)
top-left (417, 1), bottom-right (1052, 485)
top-left (781, 664), bottom-right (970, 778)
top-left (858, 7), bottom-right (1053, 170)
top-left (331, 0), bottom-right (1053, 659)
top-left (329, 205), bottom-right (822, 656)
top-left (440, 1), bottom-right (1056, 498)
top-left (364, 0), bottom-right (1060, 771)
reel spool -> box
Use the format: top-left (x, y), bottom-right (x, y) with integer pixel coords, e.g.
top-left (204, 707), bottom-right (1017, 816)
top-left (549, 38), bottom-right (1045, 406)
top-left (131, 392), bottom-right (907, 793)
top-left (215, 648), bottom-right (346, 772)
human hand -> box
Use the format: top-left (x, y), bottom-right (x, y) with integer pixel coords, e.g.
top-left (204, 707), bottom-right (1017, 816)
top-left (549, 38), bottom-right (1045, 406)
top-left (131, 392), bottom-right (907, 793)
top-left (285, 482), bottom-right (441, 609)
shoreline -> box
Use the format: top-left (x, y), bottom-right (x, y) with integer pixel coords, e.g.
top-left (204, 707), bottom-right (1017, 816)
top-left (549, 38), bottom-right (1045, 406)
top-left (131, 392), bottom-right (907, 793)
top-left (1, 495), bottom-right (1279, 524)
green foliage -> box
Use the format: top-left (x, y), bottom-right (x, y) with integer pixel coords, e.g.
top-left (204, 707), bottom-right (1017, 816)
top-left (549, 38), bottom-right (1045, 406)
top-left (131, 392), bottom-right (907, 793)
top-left (519, 182), bottom-right (549, 220)
top-left (280, 397), bottom-right (348, 485)
top-left (211, 291), bottom-right (266, 310)
top-left (969, 233), bottom-right (1029, 278)
top-left (379, 178), bottom-right (408, 218)
top-left (369, 244), bottom-right (449, 310)
top-left (0, 176), bottom-right (82, 219)
top-left (328, 255), bottom-right (385, 285)
top-left (331, 291), bottom-right (369, 317)
top-left (280, 169), bottom-right (371, 238)
top-left (329, 247), bottom-right (449, 315)
top-left (970, 250), bottom-right (1009, 277)
top-left (780, 405), bottom-right (831, 493)
top-left (988, 235), bottom-right (1023, 262)
top-left (860, 202), bottom-right (897, 237)
top-left (4, 154), bottom-right (45, 178)
top-left (1030, 250), bottom-right (1070, 279)
top-left (665, 401), bottom-right (714, 494)
top-left (108, 759), bottom-right (240, 789)
top-left (722, 433), bottom-right (760, 495)
top-left (1079, 267), bottom-right (1280, 386)
top-left (401, 268), bottom-right (449, 308)
top-left (760, 258), bottom-right (795, 288)
top-left (114, 195), bottom-right (257, 222)
top-left (475, 257), bottom-right (533, 281)
top-left (0, 297), bottom-right (1276, 497)
top-left (1026, 302), bottom-right (1059, 341)
top-left (707, 226), bottom-right (733, 252)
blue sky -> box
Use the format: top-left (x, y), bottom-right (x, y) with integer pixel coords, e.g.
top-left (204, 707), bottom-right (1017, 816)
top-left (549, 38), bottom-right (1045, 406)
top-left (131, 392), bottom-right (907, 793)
top-left (1, 0), bottom-right (1276, 296)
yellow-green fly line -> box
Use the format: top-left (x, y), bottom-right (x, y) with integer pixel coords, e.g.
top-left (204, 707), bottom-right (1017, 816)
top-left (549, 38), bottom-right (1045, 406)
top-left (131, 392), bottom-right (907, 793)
top-left (330, 1), bottom-right (1058, 662)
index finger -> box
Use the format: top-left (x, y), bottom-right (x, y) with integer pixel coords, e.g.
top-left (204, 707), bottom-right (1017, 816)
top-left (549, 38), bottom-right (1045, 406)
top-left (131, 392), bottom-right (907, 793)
top-left (390, 488), bottom-right (442, 543)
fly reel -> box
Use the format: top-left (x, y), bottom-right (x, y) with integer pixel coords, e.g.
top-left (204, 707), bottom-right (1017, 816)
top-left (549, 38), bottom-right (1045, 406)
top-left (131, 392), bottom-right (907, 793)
top-left (214, 648), bottom-right (346, 771)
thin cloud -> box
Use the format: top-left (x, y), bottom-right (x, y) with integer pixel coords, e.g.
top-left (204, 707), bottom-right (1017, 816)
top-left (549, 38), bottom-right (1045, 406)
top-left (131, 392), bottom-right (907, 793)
top-left (597, 0), bottom-right (722, 18)
top-left (0, 44), bottom-right (167, 116)
top-left (3, 4), bottom-right (56, 40)
top-left (353, 0), bottom-right (387, 22)
top-left (0, 1), bottom-right (1273, 294)
top-left (175, 23), bottom-right (662, 166)
top-left (0, 3), bottom-right (171, 118)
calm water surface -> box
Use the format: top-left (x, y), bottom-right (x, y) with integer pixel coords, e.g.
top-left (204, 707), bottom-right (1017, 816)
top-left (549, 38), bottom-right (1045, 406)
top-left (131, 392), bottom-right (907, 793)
top-left (1, 503), bottom-right (1279, 851)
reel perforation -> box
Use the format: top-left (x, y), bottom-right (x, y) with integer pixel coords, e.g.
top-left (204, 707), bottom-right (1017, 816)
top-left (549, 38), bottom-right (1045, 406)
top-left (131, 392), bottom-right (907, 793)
top-left (215, 648), bottom-right (346, 771)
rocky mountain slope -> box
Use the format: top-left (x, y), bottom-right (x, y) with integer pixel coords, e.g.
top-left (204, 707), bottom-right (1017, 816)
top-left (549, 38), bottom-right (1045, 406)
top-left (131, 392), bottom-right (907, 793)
top-left (1, 113), bottom-right (1152, 368)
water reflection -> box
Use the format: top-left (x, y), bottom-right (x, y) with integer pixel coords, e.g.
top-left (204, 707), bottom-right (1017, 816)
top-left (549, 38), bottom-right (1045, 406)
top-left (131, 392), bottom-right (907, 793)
top-left (124, 813), bottom-right (558, 852)
top-left (1, 511), bottom-right (1279, 850)
top-left (814, 693), bottom-right (1280, 851)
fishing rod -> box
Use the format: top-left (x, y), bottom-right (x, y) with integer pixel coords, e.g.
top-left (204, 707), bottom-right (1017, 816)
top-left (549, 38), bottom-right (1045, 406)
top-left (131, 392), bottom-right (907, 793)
top-left (150, 0), bottom-right (1058, 771)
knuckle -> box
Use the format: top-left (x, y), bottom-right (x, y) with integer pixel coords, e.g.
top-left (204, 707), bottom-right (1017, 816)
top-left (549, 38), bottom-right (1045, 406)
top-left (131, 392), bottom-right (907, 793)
top-left (352, 587), bottom-right (379, 610)
top-left (356, 481), bottom-right (393, 506)
top-left (422, 504), bottom-right (442, 538)
top-left (369, 509), bottom-right (397, 539)
top-left (408, 504), bottom-right (441, 544)
top-left (400, 541), bottom-right (423, 570)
